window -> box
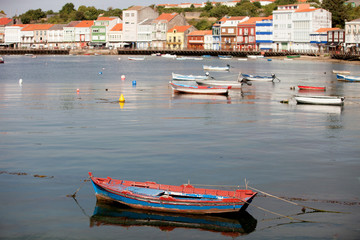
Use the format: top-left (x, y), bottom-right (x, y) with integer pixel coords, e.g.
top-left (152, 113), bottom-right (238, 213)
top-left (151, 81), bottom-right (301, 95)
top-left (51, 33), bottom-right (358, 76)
top-left (222, 28), bottom-right (226, 33)
top-left (239, 29), bottom-right (242, 35)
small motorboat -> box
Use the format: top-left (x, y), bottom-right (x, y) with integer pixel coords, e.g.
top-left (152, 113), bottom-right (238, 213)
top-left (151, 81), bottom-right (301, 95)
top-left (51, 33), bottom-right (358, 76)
top-left (294, 95), bottom-right (345, 106)
top-left (170, 82), bottom-right (230, 95)
top-left (298, 85), bottom-right (326, 91)
top-left (172, 73), bottom-right (209, 81)
top-left (241, 73), bottom-right (277, 82)
top-left (203, 65), bottom-right (230, 71)
top-left (89, 172), bottom-right (256, 214)
top-left (0, 56), bottom-right (4, 64)
top-left (218, 55), bottom-right (232, 60)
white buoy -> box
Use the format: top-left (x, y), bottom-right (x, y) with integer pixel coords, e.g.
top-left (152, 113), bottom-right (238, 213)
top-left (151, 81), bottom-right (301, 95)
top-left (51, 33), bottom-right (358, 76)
top-left (19, 79), bottom-right (23, 86)
top-left (121, 75), bottom-right (125, 80)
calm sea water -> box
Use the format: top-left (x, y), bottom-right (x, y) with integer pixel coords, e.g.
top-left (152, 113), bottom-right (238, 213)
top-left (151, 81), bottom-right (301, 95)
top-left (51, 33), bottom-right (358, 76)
top-left (0, 55), bottom-right (359, 239)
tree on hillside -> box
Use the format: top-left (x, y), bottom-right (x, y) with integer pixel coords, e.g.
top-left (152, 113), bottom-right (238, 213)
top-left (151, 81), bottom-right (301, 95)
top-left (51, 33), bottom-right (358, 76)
top-left (275, 0), bottom-right (297, 5)
top-left (321, 0), bottom-right (347, 27)
top-left (204, 1), bottom-right (213, 12)
top-left (20, 9), bottom-right (46, 24)
top-left (229, 2), bottom-right (259, 17)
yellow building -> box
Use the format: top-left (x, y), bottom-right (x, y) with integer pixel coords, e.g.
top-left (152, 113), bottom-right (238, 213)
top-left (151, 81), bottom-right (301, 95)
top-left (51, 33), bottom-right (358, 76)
top-left (167, 25), bottom-right (196, 50)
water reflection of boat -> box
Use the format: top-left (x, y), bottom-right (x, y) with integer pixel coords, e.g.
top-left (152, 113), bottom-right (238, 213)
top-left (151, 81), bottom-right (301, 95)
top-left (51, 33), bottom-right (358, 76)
top-left (295, 104), bottom-right (343, 114)
top-left (90, 201), bottom-right (257, 237)
top-left (172, 93), bottom-right (230, 102)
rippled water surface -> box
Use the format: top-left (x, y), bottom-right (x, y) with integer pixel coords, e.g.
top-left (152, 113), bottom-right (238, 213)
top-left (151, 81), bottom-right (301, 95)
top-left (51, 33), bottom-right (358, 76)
top-left (0, 55), bottom-right (359, 239)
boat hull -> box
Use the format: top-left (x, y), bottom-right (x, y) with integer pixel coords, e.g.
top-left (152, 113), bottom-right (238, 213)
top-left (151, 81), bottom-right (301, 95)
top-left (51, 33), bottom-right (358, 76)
top-left (170, 82), bottom-right (229, 95)
top-left (337, 74), bottom-right (360, 82)
top-left (196, 80), bottom-right (242, 89)
top-left (298, 85), bottom-right (326, 91)
top-left (241, 73), bottom-right (275, 82)
top-left (294, 95), bottom-right (344, 106)
top-left (90, 174), bottom-right (256, 214)
top-left (172, 73), bottom-right (209, 81)
top-left (203, 65), bottom-right (230, 71)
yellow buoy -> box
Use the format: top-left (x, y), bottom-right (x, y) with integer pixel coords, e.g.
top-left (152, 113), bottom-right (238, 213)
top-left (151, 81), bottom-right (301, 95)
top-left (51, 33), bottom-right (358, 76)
top-left (119, 94), bottom-right (125, 102)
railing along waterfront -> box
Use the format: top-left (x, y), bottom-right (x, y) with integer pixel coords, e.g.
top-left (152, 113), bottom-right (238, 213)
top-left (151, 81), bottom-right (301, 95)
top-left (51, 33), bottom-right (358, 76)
top-left (0, 49), bottom-right (69, 55)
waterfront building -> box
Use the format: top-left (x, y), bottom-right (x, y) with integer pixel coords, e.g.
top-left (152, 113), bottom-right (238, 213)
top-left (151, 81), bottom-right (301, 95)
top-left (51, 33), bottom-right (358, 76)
top-left (63, 21), bottom-right (80, 48)
top-left (91, 17), bottom-right (121, 48)
top-left (4, 24), bottom-right (25, 48)
top-left (255, 17), bottom-right (274, 51)
top-left (326, 29), bottom-right (345, 53)
top-left (122, 6), bottom-right (158, 48)
top-left (188, 30), bottom-right (212, 50)
top-left (74, 21), bottom-right (94, 48)
top-left (220, 16), bottom-right (249, 50)
top-left (167, 25), bottom-right (196, 50)
top-left (19, 24), bottom-right (53, 49)
top-left (151, 13), bottom-right (187, 50)
top-left (108, 23), bottom-right (123, 49)
top-left (204, 30), bottom-right (214, 50)
top-left (237, 17), bottom-right (270, 51)
top-left (48, 24), bottom-right (66, 49)
top-left (212, 21), bottom-right (221, 50)
top-left (0, 18), bottom-right (13, 44)
top-left (273, 4), bottom-right (310, 51)
top-left (292, 8), bottom-right (332, 51)
top-left (137, 19), bottom-right (153, 49)
top-left (310, 27), bottom-right (339, 53)
top-left (345, 18), bottom-right (360, 52)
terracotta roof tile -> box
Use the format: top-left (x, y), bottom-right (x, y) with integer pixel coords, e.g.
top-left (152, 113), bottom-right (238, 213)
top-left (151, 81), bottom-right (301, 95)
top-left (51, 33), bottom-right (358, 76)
top-left (188, 30), bottom-right (212, 36)
top-left (21, 24), bottom-right (54, 31)
top-left (0, 18), bottom-right (12, 25)
top-left (97, 17), bottom-right (116, 21)
top-left (110, 23), bottom-right (123, 31)
top-left (316, 27), bottom-right (340, 32)
top-left (155, 13), bottom-right (178, 22)
top-left (168, 25), bottom-right (192, 33)
top-left (75, 20), bottom-right (94, 27)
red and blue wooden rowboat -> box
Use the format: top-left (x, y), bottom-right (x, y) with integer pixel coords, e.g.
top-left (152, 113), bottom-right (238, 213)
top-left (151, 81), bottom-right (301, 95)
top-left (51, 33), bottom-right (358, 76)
top-left (89, 172), bottom-right (257, 214)
top-left (298, 85), bottom-right (326, 91)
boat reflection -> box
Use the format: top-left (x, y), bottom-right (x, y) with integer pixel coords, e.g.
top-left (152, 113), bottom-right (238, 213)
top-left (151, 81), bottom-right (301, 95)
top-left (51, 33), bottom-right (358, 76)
top-left (90, 201), bottom-right (257, 238)
top-left (295, 104), bottom-right (343, 115)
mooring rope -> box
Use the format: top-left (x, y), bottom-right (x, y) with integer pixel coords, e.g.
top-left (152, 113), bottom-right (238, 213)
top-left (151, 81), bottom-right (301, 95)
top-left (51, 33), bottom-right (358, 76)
top-left (67, 176), bottom-right (90, 198)
top-left (248, 186), bottom-right (345, 214)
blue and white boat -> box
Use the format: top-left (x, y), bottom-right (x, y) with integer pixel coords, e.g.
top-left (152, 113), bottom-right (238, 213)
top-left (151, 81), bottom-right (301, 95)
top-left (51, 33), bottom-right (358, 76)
top-left (172, 73), bottom-right (209, 81)
top-left (337, 74), bottom-right (360, 82)
top-left (241, 73), bottom-right (276, 82)
top-left (203, 65), bottom-right (230, 71)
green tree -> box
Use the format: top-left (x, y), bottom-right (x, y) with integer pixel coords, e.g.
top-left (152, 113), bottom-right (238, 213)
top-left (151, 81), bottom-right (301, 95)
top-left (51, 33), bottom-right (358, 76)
top-left (204, 1), bottom-right (213, 11)
top-left (209, 5), bottom-right (230, 19)
top-left (60, 3), bottom-right (75, 15)
top-left (275, 0), bottom-right (297, 5)
top-left (321, 0), bottom-right (347, 27)
top-left (20, 9), bottom-right (46, 23)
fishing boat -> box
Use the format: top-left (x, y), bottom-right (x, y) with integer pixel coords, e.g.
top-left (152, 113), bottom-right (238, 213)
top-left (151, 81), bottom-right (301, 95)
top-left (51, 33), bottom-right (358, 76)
top-left (241, 73), bottom-right (277, 82)
top-left (170, 82), bottom-right (230, 96)
top-left (298, 85), bottom-right (326, 91)
top-left (337, 74), bottom-right (360, 82)
top-left (0, 56), bottom-right (4, 64)
top-left (237, 58), bottom-right (248, 61)
top-left (196, 79), bottom-right (242, 89)
top-left (90, 201), bottom-right (257, 237)
top-left (332, 70), bottom-right (350, 75)
top-left (89, 172), bottom-right (256, 214)
top-left (172, 73), bottom-right (209, 81)
top-left (294, 95), bottom-right (344, 106)
top-left (176, 56), bottom-right (203, 61)
top-left (128, 56), bottom-right (145, 61)
top-left (203, 65), bottom-right (230, 71)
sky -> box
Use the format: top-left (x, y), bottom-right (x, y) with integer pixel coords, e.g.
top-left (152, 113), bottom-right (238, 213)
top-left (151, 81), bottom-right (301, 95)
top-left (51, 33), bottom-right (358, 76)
top-left (1, 0), bottom-right (207, 18)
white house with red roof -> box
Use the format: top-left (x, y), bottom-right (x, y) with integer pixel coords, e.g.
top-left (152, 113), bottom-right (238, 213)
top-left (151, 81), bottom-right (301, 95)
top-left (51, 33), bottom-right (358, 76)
top-left (0, 18), bottom-right (13, 44)
top-left (74, 21), bottom-right (94, 48)
top-left (4, 24), bottom-right (25, 48)
top-left (48, 24), bottom-right (67, 49)
top-left (292, 8), bottom-right (331, 50)
top-left (108, 23), bottom-right (123, 48)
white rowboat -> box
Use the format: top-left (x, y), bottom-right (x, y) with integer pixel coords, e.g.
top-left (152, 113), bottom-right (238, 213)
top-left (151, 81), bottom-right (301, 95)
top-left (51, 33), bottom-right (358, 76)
top-left (294, 95), bottom-right (344, 106)
top-left (169, 82), bottom-right (229, 95)
top-left (196, 79), bottom-right (242, 89)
